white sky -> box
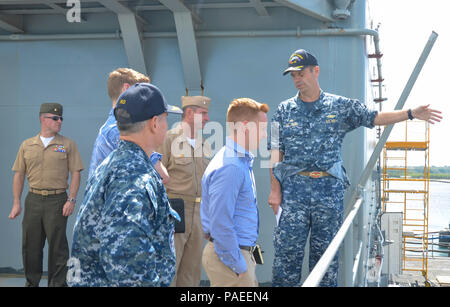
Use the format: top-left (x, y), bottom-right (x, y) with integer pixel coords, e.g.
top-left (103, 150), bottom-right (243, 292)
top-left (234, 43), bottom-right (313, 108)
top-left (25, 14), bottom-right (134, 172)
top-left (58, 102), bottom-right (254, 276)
top-left (368, 0), bottom-right (450, 166)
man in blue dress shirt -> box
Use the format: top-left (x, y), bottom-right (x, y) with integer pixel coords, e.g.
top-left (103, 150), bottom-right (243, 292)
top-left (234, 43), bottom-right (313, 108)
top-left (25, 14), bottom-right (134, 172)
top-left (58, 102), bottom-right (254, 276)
top-left (201, 98), bottom-right (268, 287)
top-left (88, 68), bottom-right (169, 182)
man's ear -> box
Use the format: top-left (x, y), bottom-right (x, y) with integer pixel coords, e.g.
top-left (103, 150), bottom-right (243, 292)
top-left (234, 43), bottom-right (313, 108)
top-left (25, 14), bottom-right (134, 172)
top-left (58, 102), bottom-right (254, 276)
top-left (314, 66), bottom-right (320, 77)
top-left (185, 107), bottom-right (194, 121)
top-left (147, 116), bottom-right (158, 133)
top-left (121, 82), bottom-right (131, 93)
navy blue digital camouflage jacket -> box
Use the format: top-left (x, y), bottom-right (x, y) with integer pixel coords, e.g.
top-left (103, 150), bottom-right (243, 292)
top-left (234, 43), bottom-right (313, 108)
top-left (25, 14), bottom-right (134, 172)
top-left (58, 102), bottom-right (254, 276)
top-left (268, 91), bottom-right (378, 187)
top-left (70, 140), bottom-right (179, 287)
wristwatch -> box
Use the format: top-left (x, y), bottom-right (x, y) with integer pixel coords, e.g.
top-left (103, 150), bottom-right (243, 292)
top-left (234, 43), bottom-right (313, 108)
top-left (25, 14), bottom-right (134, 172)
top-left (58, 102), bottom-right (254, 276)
top-left (407, 109), bottom-right (414, 120)
top-left (68, 197), bottom-right (76, 204)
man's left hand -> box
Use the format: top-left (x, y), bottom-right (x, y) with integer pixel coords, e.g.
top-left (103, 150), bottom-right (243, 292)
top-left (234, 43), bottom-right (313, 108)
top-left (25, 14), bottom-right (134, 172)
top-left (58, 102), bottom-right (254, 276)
top-left (412, 104), bottom-right (443, 124)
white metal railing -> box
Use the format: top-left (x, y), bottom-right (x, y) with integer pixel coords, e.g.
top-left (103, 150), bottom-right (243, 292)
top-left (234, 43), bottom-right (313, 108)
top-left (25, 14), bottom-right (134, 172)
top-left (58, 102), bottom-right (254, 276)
top-left (302, 198), bottom-right (363, 287)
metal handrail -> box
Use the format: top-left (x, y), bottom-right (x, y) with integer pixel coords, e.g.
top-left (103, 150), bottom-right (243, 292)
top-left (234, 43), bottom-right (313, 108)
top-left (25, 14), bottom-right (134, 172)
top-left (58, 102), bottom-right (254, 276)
top-left (302, 198), bottom-right (363, 287)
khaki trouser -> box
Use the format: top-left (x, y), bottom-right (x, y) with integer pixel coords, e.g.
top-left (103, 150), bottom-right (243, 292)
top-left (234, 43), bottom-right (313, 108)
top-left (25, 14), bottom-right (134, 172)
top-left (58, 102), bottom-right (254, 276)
top-left (202, 241), bottom-right (258, 287)
top-left (171, 200), bottom-right (204, 287)
top-left (22, 192), bottom-right (69, 287)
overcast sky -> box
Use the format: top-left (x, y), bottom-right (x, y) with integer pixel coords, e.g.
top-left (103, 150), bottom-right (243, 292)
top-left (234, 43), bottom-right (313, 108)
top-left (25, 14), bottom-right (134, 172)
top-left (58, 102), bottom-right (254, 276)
top-left (368, 0), bottom-right (449, 166)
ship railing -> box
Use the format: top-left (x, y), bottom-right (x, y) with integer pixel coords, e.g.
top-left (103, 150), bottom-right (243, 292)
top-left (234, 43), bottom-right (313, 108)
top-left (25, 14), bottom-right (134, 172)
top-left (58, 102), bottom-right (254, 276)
top-left (302, 197), bottom-right (364, 287)
top-left (419, 232), bottom-right (450, 258)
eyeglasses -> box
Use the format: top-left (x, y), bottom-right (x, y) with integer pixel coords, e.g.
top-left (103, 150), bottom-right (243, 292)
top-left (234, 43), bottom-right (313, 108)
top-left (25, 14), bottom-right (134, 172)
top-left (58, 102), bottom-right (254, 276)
top-left (44, 116), bottom-right (63, 122)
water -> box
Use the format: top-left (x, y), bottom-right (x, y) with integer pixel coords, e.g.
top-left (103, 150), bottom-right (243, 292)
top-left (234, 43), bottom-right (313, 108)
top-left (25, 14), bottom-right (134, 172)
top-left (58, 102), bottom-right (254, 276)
top-left (429, 181), bottom-right (450, 233)
top-left (384, 180), bottom-right (450, 231)
top-left (429, 181), bottom-right (450, 257)
top-left (383, 180), bottom-right (450, 257)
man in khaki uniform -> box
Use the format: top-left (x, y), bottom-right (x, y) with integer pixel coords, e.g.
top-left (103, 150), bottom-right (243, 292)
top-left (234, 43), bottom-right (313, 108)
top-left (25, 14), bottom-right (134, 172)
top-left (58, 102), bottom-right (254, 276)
top-left (8, 103), bottom-right (84, 287)
top-left (158, 96), bottom-right (212, 287)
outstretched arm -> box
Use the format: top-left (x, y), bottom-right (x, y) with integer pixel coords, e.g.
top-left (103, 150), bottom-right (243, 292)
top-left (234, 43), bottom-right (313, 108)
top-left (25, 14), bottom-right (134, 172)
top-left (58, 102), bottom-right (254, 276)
top-left (373, 104), bottom-right (442, 126)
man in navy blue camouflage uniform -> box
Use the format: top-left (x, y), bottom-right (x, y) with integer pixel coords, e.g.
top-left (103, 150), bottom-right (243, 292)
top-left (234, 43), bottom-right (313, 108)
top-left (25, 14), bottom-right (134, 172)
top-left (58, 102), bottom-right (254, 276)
top-left (268, 49), bottom-right (442, 287)
top-left (69, 83), bottom-right (182, 286)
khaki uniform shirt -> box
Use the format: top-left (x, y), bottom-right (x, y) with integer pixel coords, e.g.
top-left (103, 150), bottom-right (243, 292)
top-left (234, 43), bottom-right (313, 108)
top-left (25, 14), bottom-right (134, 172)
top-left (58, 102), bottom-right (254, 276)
top-left (158, 124), bottom-right (212, 200)
top-left (12, 133), bottom-right (84, 190)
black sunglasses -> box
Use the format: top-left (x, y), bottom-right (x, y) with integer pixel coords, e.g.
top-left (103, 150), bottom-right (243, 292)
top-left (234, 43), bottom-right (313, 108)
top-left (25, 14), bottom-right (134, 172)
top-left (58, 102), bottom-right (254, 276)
top-left (44, 115), bottom-right (63, 122)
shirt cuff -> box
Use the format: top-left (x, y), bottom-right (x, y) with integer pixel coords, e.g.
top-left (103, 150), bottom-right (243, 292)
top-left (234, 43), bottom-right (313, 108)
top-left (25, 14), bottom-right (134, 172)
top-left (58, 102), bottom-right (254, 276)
top-left (214, 246), bottom-right (247, 274)
top-left (150, 152), bottom-right (163, 165)
top-left (367, 110), bottom-right (379, 128)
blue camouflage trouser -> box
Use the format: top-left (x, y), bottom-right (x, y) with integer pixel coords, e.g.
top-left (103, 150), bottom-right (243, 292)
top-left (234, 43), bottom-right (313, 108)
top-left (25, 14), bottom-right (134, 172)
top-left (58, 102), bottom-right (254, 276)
top-left (272, 174), bottom-right (345, 287)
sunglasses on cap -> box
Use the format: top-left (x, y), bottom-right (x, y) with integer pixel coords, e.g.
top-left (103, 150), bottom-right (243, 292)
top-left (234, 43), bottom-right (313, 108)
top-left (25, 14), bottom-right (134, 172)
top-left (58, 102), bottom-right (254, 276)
top-left (44, 115), bottom-right (63, 122)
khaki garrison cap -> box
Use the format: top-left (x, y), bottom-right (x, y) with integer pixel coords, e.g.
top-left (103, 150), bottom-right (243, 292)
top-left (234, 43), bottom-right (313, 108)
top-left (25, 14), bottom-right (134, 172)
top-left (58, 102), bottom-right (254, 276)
top-left (40, 103), bottom-right (63, 116)
top-left (181, 96), bottom-right (211, 110)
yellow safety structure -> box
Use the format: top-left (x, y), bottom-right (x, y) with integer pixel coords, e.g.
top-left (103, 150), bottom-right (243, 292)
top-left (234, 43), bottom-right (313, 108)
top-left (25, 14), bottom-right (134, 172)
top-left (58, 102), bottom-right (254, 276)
top-left (382, 119), bottom-right (430, 281)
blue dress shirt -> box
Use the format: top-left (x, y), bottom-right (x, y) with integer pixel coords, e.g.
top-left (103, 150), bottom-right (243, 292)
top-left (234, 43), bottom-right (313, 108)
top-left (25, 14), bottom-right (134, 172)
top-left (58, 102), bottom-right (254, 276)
top-left (200, 138), bottom-right (259, 274)
top-left (89, 108), bottom-right (118, 178)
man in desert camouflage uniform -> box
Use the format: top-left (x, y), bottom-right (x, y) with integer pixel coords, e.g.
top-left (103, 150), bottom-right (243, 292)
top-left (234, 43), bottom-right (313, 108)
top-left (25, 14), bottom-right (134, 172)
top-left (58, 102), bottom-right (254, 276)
top-left (69, 83), bottom-right (182, 286)
top-left (268, 49), bottom-right (442, 287)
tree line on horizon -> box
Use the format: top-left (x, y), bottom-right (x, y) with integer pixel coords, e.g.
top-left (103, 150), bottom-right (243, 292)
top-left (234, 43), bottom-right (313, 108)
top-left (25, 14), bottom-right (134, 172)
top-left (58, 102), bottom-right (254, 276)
top-left (383, 165), bottom-right (450, 179)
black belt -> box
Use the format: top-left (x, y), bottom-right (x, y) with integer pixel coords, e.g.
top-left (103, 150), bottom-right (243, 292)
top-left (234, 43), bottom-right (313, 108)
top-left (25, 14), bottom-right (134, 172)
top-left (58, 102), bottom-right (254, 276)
top-left (208, 236), bottom-right (255, 252)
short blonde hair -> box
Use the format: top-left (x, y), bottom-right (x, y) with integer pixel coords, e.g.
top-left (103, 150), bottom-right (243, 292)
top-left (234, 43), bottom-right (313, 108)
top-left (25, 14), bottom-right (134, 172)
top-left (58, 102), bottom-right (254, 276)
top-left (107, 68), bottom-right (150, 102)
top-left (226, 98), bottom-right (269, 123)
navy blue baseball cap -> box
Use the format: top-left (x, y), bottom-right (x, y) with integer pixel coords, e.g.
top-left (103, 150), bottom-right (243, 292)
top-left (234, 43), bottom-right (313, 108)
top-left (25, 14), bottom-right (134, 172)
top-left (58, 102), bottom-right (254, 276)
top-left (283, 49), bottom-right (318, 75)
top-left (114, 83), bottom-right (182, 124)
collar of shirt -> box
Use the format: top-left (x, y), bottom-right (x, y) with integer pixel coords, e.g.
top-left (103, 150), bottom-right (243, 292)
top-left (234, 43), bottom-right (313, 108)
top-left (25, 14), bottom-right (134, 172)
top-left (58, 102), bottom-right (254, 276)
top-left (224, 138), bottom-right (254, 168)
top-left (117, 139), bottom-right (152, 165)
top-left (107, 107), bottom-right (117, 123)
top-left (294, 90), bottom-right (327, 112)
top-left (32, 133), bottom-right (62, 148)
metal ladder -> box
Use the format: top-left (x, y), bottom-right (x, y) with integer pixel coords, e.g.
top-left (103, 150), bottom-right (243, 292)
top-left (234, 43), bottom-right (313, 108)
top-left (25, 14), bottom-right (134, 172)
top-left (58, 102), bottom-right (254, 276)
top-left (382, 119), bottom-right (430, 284)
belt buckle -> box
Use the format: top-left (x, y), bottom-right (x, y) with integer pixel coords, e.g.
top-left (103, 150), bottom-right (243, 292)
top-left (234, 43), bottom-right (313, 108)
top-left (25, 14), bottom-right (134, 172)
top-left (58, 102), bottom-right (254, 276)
top-left (42, 190), bottom-right (49, 196)
top-left (195, 197), bottom-right (201, 203)
top-left (310, 171), bottom-right (322, 178)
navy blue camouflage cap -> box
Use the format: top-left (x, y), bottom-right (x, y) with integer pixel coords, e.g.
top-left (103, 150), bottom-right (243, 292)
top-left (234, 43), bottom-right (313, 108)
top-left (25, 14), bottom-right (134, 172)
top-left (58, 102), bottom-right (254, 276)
top-left (114, 83), bottom-right (182, 124)
top-left (283, 49), bottom-right (318, 75)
